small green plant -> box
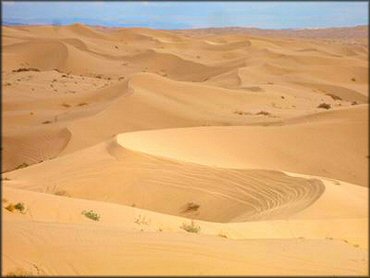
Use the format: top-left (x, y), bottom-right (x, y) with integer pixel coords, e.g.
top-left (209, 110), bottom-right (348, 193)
top-left (181, 220), bottom-right (200, 233)
top-left (82, 210), bottom-right (100, 221)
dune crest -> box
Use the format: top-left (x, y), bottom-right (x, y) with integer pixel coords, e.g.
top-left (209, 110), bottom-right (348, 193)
top-left (2, 23), bottom-right (368, 276)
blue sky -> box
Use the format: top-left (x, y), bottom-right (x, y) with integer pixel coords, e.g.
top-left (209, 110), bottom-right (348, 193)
top-left (2, 1), bottom-right (368, 30)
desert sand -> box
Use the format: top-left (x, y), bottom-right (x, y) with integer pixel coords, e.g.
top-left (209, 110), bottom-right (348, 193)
top-left (2, 24), bottom-right (368, 276)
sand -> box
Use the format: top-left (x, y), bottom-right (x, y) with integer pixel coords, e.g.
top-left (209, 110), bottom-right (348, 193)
top-left (2, 24), bottom-right (368, 276)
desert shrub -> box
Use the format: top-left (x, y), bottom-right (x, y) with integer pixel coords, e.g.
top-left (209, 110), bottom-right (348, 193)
top-left (317, 103), bottom-right (331, 109)
top-left (82, 210), bottom-right (100, 221)
top-left (61, 103), bottom-right (71, 108)
top-left (134, 214), bottom-right (149, 225)
top-left (351, 77), bottom-right (356, 82)
top-left (181, 220), bottom-right (200, 233)
top-left (182, 202), bottom-right (200, 213)
top-left (12, 68), bottom-right (40, 73)
top-left (256, 111), bottom-right (270, 116)
top-left (14, 202), bottom-right (25, 212)
top-left (5, 202), bottom-right (25, 213)
top-left (15, 162), bottom-right (29, 170)
top-left (42, 120), bottom-right (52, 124)
top-left (326, 93), bottom-right (342, 101)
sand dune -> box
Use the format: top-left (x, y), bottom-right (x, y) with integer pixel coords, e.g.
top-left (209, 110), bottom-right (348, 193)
top-left (2, 24), bottom-right (368, 276)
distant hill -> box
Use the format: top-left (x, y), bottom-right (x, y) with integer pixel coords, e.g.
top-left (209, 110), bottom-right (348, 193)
top-left (175, 25), bottom-right (368, 42)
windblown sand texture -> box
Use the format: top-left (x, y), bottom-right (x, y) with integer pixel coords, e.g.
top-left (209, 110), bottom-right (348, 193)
top-left (2, 24), bottom-right (368, 276)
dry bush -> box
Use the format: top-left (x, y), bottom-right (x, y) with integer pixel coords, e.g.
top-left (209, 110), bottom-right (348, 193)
top-left (12, 68), bottom-right (40, 73)
top-left (5, 202), bottom-right (25, 213)
top-left (15, 162), bottom-right (29, 170)
top-left (134, 214), bottom-right (149, 225)
top-left (181, 220), bottom-right (200, 233)
top-left (256, 111), bottom-right (270, 116)
top-left (317, 103), bottom-right (331, 109)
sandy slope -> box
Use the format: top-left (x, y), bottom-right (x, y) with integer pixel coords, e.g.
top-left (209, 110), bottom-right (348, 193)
top-left (2, 24), bottom-right (368, 276)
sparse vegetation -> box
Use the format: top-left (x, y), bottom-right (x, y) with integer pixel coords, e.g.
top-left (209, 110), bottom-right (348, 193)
top-left (82, 210), bottom-right (100, 221)
top-left (42, 120), bottom-right (52, 124)
top-left (182, 202), bottom-right (200, 213)
top-left (181, 220), bottom-right (200, 233)
top-left (61, 103), bottom-right (71, 108)
top-left (5, 202), bottom-right (25, 213)
top-left (12, 68), bottom-right (40, 73)
top-left (317, 103), bottom-right (331, 109)
top-left (351, 101), bottom-right (358, 105)
top-left (134, 214), bottom-right (149, 225)
top-left (14, 202), bottom-right (25, 212)
top-left (351, 77), bottom-right (356, 82)
top-left (353, 244), bottom-right (360, 248)
top-left (256, 111), bottom-right (271, 116)
top-left (218, 233), bottom-right (228, 239)
top-left (234, 110), bottom-right (252, 116)
top-left (77, 102), bottom-right (88, 106)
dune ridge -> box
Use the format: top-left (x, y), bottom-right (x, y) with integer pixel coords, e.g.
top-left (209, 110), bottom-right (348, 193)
top-left (2, 24), bottom-right (368, 276)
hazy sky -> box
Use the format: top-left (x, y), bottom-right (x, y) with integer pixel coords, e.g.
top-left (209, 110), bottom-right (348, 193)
top-left (2, 1), bottom-right (368, 29)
